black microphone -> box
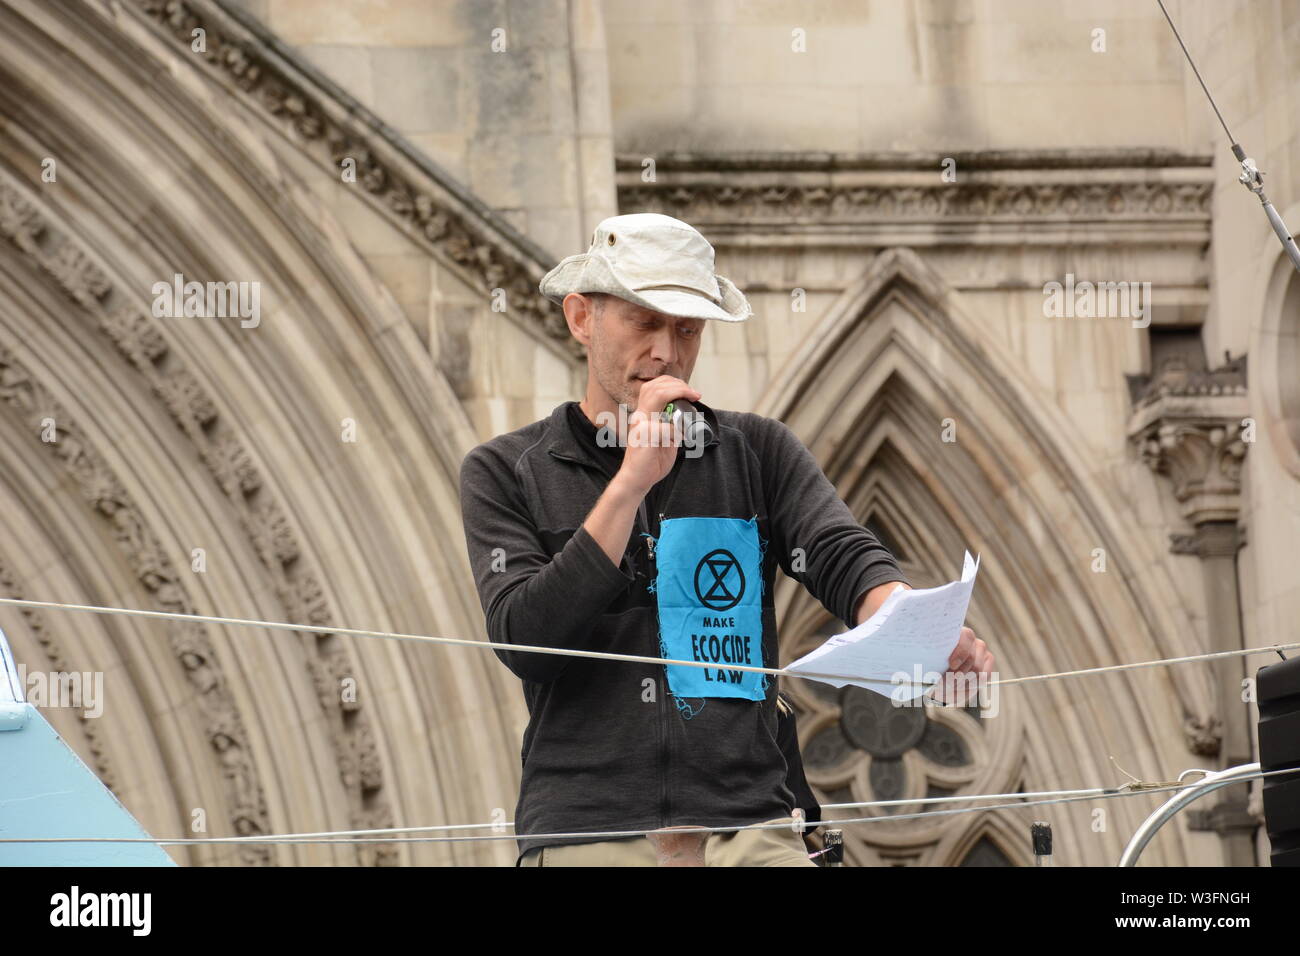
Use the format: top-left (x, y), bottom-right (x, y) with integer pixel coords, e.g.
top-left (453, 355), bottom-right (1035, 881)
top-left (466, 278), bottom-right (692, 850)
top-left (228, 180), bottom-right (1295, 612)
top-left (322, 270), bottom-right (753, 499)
top-left (661, 398), bottom-right (712, 451)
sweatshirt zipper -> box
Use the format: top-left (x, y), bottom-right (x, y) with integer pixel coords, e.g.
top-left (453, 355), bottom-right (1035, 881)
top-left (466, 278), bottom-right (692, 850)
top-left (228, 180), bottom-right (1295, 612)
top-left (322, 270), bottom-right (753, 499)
top-left (638, 498), bottom-right (650, 555)
top-left (660, 675), bottom-right (670, 828)
top-left (548, 447), bottom-right (681, 832)
top-left (640, 490), bottom-right (668, 828)
top-left (650, 457), bottom-right (689, 829)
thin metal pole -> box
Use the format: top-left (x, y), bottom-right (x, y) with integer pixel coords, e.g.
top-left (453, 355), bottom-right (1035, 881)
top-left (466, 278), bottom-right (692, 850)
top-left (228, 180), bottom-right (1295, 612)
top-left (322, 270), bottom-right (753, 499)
top-left (1118, 763), bottom-right (1260, 866)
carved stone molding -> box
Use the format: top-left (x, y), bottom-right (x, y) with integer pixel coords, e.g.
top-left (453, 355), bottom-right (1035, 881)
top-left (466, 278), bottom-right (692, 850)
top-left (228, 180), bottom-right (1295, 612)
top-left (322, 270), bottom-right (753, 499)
top-left (0, 175), bottom-right (396, 864)
top-left (1130, 416), bottom-right (1249, 526)
top-left (0, 558), bottom-right (117, 793)
top-left (1168, 522), bottom-right (1244, 559)
top-left (0, 347), bottom-right (273, 864)
top-left (1128, 356), bottom-right (1250, 528)
top-left (625, 178), bottom-right (1211, 222)
top-left (616, 150), bottom-right (1214, 243)
top-left (131, 0), bottom-right (579, 359)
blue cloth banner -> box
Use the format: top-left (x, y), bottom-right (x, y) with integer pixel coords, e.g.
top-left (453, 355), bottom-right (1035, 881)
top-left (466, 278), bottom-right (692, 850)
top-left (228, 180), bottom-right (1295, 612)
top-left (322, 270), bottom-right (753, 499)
top-left (652, 516), bottom-right (766, 702)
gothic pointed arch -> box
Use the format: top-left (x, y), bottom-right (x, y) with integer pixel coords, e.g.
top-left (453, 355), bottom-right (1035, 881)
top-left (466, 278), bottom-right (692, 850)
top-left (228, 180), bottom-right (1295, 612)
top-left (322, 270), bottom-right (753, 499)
top-left (760, 247), bottom-right (1215, 865)
top-left (0, 0), bottom-right (532, 864)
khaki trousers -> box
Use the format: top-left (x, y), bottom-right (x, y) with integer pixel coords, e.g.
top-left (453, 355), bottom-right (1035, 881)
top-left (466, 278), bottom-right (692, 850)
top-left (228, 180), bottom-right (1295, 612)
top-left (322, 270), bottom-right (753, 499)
top-left (518, 817), bottom-right (817, 867)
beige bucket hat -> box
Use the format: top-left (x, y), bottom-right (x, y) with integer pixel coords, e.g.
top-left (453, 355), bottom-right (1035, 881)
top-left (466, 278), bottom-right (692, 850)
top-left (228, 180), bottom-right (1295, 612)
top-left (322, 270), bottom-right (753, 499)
top-left (539, 213), bottom-right (752, 322)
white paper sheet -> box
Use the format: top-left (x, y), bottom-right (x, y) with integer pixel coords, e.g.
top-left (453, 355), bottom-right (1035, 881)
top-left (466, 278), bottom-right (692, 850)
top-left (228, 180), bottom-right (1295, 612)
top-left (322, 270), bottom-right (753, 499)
top-left (787, 551), bottom-right (980, 700)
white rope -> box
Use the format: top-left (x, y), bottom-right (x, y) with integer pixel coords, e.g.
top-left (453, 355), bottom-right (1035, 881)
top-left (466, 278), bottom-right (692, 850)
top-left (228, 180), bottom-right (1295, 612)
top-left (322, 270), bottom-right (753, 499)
top-left (0, 785), bottom-right (1138, 843)
top-left (2, 597), bottom-right (1291, 847)
top-left (1, 596), bottom-right (1295, 692)
top-left (988, 645), bottom-right (1297, 687)
top-left (3, 767), bottom-right (1293, 846)
top-left (0, 596), bottom-right (899, 687)
top-left (822, 785), bottom-right (1114, 810)
top-left (0, 784), bottom-right (1121, 843)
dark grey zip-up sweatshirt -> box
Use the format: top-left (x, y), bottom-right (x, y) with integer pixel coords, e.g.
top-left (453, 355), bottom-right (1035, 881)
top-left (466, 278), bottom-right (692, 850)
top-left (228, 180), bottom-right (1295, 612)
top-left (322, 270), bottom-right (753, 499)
top-left (457, 399), bottom-right (905, 863)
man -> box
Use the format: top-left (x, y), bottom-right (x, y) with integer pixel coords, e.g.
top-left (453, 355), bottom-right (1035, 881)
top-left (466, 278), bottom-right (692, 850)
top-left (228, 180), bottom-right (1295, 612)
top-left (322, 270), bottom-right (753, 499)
top-left (458, 213), bottom-right (993, 866)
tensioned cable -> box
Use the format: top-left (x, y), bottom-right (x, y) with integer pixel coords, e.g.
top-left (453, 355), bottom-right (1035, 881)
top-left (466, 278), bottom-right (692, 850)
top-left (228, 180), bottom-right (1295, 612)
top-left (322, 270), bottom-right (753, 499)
top-left (1, 596), bottom-right (1295, 692)
top-left (0, 783), bottom-right (1183, 844)
top-left (4, 767), bottom-right (1294, 846)
top-left (0, 596), bottom-right (898, 688)
top-left (2, 601), bottom-right (1289, 842)
top-left (1156, 0), bottom-right (1235, 144)
top-left (1156, 0), bottom-right (1300, 273)
top-left (986, 644), bottom-right (1297, 687)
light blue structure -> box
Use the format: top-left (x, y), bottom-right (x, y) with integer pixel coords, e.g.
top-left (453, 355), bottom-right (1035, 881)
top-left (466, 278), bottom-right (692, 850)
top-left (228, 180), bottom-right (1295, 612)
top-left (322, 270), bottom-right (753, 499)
top-left (0, 626), bottom-right (176, 866)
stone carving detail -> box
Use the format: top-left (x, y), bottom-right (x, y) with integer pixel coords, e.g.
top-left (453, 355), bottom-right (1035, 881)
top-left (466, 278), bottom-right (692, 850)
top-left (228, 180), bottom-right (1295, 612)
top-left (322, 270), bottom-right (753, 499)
top-left (1127, 357), bottom-right (1249, 528)
top-left (245, 499), bottom-right (301, 568)
top-left (620, 180), bottom-right (1213, 224)
top-left (0, 558), bottom-right (118, 793)
top-left (100, 305), bottom-right (169, 367)
top-left (152, 368), bottom-right (220, 435)
top-left (1183, 714), bottom-right (1223, 757)
top-left (0, 347), bottom-right (273, 864)
top-left (615, 151), bottom-right (1213, 228)
top-left (46, 243), bottom-right (113, 308)
top-left (134, 0), bottom-right (578, 360)
top-left (0, 184), bottom-right (43, 252)
top-left (202, 432), bottom-right (262, 497)
top-left (0, 176), bottom-right (396, 864)
top-left (1134, 420), bottom-right (1248, 524)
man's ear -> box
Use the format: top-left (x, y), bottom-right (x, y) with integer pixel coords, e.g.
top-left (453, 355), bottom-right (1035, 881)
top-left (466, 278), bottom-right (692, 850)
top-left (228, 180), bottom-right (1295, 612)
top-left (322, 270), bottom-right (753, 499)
top-left (562, 293), bottom-right (596, 347)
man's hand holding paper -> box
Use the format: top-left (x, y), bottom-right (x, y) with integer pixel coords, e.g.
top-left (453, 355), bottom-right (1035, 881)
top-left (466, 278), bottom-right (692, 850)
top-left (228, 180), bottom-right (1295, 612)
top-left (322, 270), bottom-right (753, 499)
top-left (788, 551), bottom-right (994, 706)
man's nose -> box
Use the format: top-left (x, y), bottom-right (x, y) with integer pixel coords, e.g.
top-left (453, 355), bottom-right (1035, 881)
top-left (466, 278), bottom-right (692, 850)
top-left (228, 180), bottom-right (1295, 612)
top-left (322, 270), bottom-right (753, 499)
top-left (649, 325), bottom-right (678, 367)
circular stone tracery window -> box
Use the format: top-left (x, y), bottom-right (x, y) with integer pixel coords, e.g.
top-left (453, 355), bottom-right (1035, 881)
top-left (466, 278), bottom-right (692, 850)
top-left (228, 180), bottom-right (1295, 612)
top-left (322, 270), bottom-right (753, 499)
top-left (796, 667), bottom-right (985, 808)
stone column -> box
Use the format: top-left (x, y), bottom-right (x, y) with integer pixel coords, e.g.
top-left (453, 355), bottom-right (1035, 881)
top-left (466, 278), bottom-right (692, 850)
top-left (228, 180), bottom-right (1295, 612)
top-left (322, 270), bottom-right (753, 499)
top-left (1129, 379), bottom-right (1256, 865)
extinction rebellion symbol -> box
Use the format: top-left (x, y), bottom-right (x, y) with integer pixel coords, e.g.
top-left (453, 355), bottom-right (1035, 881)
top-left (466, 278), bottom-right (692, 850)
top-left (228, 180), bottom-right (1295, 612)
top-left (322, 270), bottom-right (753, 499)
top-left (694, 549), bottom-right (745, 611)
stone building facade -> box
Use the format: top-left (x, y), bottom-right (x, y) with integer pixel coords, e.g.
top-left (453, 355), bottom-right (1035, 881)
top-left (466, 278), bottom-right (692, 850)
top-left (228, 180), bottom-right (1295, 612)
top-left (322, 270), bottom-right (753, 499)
top-left (0, 0), bottom-right (1295, 865)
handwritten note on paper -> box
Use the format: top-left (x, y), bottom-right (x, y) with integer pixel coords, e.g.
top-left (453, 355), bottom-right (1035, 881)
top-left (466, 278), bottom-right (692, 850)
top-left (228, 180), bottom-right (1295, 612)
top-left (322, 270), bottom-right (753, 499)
top-left (787, 552), bottom-right (980, 701)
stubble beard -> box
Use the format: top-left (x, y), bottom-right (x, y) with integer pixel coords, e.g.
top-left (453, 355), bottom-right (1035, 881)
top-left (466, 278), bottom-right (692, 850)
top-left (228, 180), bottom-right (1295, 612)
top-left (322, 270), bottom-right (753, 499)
top-left (591, 339), bottom-right (636, 414)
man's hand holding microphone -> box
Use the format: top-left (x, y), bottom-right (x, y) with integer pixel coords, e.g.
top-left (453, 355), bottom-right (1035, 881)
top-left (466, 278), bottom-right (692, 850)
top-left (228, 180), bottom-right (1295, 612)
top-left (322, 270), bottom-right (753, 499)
top-left (583, 376), bottom-right (701, 570)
